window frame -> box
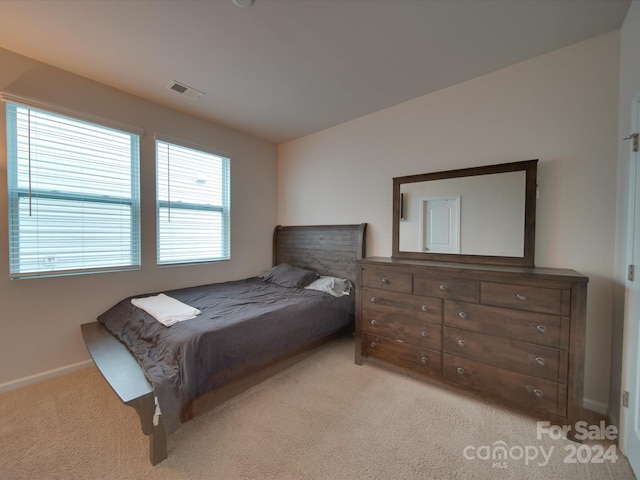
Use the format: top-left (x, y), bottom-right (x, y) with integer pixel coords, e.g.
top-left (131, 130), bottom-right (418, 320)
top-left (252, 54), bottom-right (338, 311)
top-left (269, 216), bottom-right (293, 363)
top-left (155, 134), bottom-right (231, 266)
top-left (3, 95), bottom-right (143, 279)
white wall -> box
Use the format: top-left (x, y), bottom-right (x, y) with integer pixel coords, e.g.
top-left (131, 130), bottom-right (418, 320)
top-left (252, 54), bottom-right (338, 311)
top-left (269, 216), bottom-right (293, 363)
top-left (0, 48), bottom-right (278, 388)
top-left (279, 32), bottom-right (620, 411)
top-left (612, 0), bottom-right (640, 427)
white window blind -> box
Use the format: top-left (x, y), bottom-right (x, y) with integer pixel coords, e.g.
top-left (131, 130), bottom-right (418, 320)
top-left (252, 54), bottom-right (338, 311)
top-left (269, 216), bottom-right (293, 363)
top-left (5, 101), bottom-right (141, 279)
top-left (156, 138), bottom-right (230, 265)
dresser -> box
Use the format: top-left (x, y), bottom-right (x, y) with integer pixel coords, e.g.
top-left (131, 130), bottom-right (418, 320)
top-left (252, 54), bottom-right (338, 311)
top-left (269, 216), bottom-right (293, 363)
top-left (356, 257), bottom-right (588, 430)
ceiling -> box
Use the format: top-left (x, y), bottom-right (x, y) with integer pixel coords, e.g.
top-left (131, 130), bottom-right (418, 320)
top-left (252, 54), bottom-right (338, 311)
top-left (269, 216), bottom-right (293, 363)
top-left (0, 0), bottom-right (631, 144)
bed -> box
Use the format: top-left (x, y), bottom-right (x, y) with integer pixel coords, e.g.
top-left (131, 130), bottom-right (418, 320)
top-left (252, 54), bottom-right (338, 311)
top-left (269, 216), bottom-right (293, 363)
top-left (81, 223), bottom-right (367, 465)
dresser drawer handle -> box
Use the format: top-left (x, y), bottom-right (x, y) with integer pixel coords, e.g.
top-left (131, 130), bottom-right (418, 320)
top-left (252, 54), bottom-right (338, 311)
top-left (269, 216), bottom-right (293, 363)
top-left (457, 339), bottom-right (466, 348)
top-left (456, 367), bottom-right (465, 375)
top-left (535, 357), bottom-right (545, 367)
top-left (421, 331), bottom-right (429, 338)
top-left (371, 342), bottom-right (377, 349)
top-left (421, 305), bottom-right (429, 312)
top-left (516, 293), bottom-right (527, 301)
top-left (421, 356), bottom-right (428, 365)
top-left (532, 389), bottom-right (544, 398)
top-left (536, 325), bottom-right (547, 334)
top-left (439, 284), bottom-right (448, 292)
top-left (381, 277), bottom-right (389, 284)
top-left (458, 311), bottom-right (468, 319)
top-left (370, 319), bottom-right (378, 326)
top-left (370, 296), bottom-right (378, 303)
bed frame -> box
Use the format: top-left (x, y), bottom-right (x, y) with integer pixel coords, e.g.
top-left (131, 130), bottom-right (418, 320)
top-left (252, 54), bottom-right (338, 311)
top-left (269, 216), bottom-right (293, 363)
top-left (81, 223), bottom-right (366, 465)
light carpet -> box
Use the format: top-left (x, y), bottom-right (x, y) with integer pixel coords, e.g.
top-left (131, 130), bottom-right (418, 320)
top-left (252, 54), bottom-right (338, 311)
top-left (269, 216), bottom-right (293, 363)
top-left (0, 336), bottom-right (636, 480)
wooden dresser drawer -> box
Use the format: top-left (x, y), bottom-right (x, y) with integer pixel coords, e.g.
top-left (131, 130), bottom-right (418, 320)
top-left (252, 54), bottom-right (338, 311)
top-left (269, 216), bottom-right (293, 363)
top-left (362, 310), bottom-right (442, 350)
top-left (413, 274), bottom-right (479, 302)
top-left (362, 269), bottom-right (412, 293)
top-left (362, 287), bottom-right (442, 322)
top-left (362, 333), bottom-right (441, 376)
top-left (443, 300), bottom-right (567, 349)
top-left (443, 327), bottom-right (567, 382)
top-left (481, 282), bottom-right (569, 315)
top-left (443, 354), bottom-right (567, 417)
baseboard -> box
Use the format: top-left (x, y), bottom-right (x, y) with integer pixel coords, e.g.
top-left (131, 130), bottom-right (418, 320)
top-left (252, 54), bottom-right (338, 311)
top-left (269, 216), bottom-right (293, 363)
top-left (583, 397), bottom-right (608, 416)
top-left (0, 360), bottom-right (93, 394)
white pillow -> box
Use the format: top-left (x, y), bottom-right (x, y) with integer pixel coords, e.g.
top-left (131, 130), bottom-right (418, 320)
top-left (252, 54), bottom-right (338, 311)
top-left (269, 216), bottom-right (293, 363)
top-left (305, 276), bottom-right (352, 297)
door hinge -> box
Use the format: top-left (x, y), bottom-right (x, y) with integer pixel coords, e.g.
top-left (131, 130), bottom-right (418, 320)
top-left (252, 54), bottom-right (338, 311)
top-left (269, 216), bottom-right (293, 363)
top-left (623, 390), bottom-right (629, 408)
top-left (629, 265), bottom-right (635, 281)
top-left (623, 133), bottom-right (639, 152)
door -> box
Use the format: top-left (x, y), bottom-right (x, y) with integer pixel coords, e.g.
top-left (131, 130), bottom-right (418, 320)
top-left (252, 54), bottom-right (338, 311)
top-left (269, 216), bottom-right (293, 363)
top-left (621, 99), bottom-right (640, 476)
top-left (420, 196), bottom-right (460, 254)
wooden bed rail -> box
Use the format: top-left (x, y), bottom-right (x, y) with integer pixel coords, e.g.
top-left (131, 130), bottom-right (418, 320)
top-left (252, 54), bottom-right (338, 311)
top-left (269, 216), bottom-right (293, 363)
top-left (81, 322), bottom-right (168, 465)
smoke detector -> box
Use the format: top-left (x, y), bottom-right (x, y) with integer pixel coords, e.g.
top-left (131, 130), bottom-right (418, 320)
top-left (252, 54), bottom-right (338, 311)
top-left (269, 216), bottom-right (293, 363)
top-left (167, 81), bottom-right (204, 101)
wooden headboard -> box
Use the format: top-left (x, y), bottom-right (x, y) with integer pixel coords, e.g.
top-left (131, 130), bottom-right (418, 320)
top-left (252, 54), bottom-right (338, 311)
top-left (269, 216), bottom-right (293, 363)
top-left (273, 224), bottom-right (367, 283)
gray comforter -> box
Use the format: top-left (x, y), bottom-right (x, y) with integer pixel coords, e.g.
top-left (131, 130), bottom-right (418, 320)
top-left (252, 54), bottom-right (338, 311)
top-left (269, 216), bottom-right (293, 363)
top-left (98, 277), bottom-right (354, 433)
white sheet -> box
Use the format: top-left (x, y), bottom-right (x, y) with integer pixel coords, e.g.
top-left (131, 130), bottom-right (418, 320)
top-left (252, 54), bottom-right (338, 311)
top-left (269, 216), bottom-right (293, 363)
top-left (131, 293), bottom-right (201, 327)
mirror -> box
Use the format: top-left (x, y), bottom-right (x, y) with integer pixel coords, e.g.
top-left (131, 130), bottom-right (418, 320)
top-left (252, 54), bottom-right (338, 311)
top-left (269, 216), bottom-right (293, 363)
top-left (392, 159), bottom-right (537, 267)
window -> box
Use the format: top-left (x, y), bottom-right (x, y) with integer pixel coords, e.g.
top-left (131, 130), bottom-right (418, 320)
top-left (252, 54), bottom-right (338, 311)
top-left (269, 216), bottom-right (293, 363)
top-left (156, 138), bottom-right (230, 265)
top-left (5, 101), bottom-right (141, 279)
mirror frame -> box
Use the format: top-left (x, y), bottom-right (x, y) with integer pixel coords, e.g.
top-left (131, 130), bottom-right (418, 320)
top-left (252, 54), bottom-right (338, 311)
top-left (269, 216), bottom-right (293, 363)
top-left (392, 159), bottom-right (538, 267)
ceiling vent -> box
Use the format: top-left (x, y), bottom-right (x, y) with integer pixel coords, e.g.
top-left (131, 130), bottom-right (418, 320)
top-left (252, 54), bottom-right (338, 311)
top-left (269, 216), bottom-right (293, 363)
top-left (168, 81), bottom-right (204, 100)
